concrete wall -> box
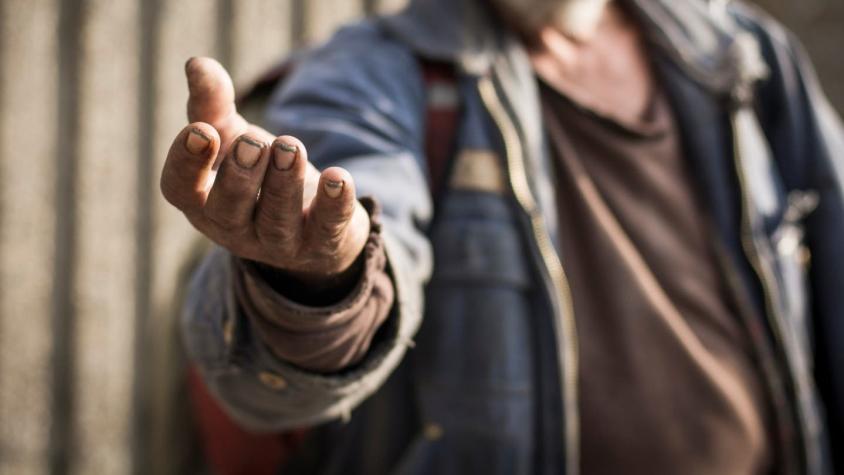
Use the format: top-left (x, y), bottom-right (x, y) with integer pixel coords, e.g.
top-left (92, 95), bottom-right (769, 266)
top-left (0, 1), bottom-right (376, 473)
top-left (0, 0), bottom-right (840, 473)
top-left (754, 0), bottom-right (844, 112)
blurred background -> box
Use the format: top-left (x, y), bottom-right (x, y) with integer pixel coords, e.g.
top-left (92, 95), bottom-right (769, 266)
top-left (0, 0), bottom-right (841, 474)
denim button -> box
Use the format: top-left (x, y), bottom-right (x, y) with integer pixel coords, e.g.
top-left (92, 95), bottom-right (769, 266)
top-left (258, 372), bottom-right (287, 390)
top-left (223, 318), bottom-right (235, 347)
top-left (423, 423), bottom-right (444, 440)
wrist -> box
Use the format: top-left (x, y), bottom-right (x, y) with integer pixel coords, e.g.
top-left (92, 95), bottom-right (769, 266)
top-left (277, 251), bottom-right (367, 302)
top-left (252, 197), bottom-right (378, 306)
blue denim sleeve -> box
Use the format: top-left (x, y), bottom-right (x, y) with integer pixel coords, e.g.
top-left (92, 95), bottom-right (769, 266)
top-left (181, 20), bottom-right (433, 432)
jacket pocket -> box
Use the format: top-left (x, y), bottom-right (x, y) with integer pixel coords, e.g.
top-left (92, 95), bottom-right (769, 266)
top-left (391, 427), bottom-right (530, 475)
top-left (421, 190), bottom-right (534, 390)
top-left (407, 190), bottom-right (536, 474)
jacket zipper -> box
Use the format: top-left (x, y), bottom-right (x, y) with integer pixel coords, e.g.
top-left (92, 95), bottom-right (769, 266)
top-left (478, 75), bottom-right (580, 475)
top-left (712, 232), bottom-right (802, 473)
top-left (729, 111), bottom-right (812, 472)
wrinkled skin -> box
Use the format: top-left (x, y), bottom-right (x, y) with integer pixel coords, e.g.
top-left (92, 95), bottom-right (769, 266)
top-left (161, 0), bottom-right (655, 292)
top-left (160, 58), bottom-right (371, 290)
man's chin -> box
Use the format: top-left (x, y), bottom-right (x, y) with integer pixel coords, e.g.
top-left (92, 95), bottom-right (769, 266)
top-left (487, 0), bottom-right (611, 41)
top-left (552, 0), bottom-right (611, 41)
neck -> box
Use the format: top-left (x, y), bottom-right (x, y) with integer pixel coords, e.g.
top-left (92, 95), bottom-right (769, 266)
top-left (527, 3), bottom-right (656, 124)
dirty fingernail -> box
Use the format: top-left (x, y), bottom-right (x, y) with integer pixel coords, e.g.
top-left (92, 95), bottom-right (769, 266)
top-left (186, 128), bottom-right (211, 155)
top-left (325, 179), bottom-right (344, 198)
top-left (273, 142), bottom-right (297, 170)
top-left (235, 137), bottom-right (263, 168)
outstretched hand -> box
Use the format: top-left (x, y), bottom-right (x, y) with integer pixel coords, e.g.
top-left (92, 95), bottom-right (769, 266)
top-left (160, 57), bottom-right (370, 287)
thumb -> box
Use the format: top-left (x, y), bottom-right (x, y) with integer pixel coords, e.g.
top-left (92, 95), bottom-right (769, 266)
top-left (185, 57), bottom-right (249, 155)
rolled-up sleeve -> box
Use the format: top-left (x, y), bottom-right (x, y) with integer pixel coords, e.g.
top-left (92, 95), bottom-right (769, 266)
top-left (182, 222), bottom-right (423, 432)
top-left (235, 198), bottom-right (395, 374)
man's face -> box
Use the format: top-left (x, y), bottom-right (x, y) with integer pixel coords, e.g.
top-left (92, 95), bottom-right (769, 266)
top-left (488, 0), bottom-right (610, 40)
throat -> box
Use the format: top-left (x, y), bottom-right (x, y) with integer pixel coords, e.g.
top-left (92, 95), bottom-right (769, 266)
top-left (528, 3), bottom-right (657, 125)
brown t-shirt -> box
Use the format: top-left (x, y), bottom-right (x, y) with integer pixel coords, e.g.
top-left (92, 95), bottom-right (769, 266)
top-left (539, 79), bottom-right (775, 474)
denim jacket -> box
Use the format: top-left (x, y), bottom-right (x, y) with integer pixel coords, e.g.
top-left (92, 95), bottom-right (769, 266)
top-left (183, 0), bottom-right (844, 473)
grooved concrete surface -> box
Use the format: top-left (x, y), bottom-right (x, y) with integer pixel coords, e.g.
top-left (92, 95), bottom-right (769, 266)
top-left (754, 0), bottom-right (844, 113)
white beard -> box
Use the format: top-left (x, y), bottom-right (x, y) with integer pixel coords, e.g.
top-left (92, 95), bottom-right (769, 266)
top-left (491, 0), bottom-right (611, 41)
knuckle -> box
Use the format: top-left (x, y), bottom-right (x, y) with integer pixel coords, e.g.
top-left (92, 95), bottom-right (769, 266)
top-left (172, 164), bottom-right (201, 187)
top-left (204, 208), bottom-right (245, 233)
top-left (318, 220), bottom-right (345, 239)
top-left (255, 203), bottom-right (284, 225)
top-left (160, 179), bottom-right (180, 207)
top-left (214, 175), bottom-right (251, 201)
top-left (165, 149), bottom-right (204, 180)
top-left (213, 232), bottom-right (235, 249)
top-left (257, 182), bottom-right (290, 204)
top-left (211, 227), bottom-right (253, 254)
top-left (183, 210), bottom-right (207, 231)
top-left (160, 175), bottom-right (193, 209)
top-left (256, 221), bottom-right (296, 248)
top-left (315, 200), bottom-right (353, 224)
top-left (255, 202), bottom-right (300, 235)
top-left (215, 234), bottom-right (238, 251)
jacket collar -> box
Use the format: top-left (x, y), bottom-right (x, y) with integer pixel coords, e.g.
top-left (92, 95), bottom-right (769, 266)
top-left (379, 0), bottom-right (501, 75)
top-left (379, 0), bottom-right (766, 94)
